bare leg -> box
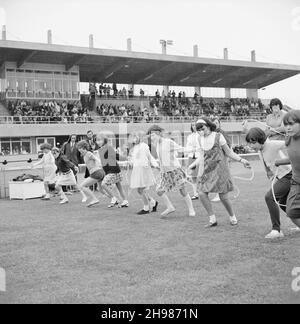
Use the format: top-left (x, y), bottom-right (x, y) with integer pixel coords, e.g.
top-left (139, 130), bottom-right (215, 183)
top-left (199, 192), bottom-right (214, 216)
top-left (180, 186), bottom-right (196, 216)
top-left (219, 193), bottom-right (235, 217)
top-left (79, 178), bottom-right (98, 202)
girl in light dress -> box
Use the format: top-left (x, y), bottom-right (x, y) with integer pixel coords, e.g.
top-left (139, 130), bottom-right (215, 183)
top-left (32, 143), bottom-right (57, 201)
top-left (128, 132), bottom-right (159, 215)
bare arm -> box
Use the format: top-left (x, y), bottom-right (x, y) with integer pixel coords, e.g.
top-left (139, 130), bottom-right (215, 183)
top-left (275, 158), bottom-right (291, 167)
top-left (222, 144), bottom-right (251, 168)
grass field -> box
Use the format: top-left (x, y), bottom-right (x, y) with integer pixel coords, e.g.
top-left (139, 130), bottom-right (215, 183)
top-left (0, 161), bottom-right (299, 304)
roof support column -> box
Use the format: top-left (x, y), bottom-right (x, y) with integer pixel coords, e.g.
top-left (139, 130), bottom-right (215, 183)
top-left (47, 30), bottom-right (52, 44)
top-left (2, 25), bottom-right (6, 40)
top-left (193, 45), bottom-right (201, 96)
top-left (246, 50), bottom-right (259, 100)
top-left (127, 38), bottom-right (134, 97)
top-left (224, 48), bottom-right (231, 99)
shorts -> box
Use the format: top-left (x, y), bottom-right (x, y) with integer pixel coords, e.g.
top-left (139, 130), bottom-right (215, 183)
top-left (286, 181), bottom-right (300, 219)
top-left (90, 169), bottom-right (105, 181)
top-left (103, 173), bottom-right (122, 187)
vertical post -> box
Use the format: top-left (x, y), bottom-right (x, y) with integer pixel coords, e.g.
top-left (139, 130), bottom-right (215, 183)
top-left (89, 34), bottom-right (94, 49)
top-left (224, 48), bottom-right (231, 99)
top-left (127, 38), bottom-right (134, 96)
top-left (2, 25), bottom-right (6, 41)
top-left (47, 30), bottom-right (52, 44)
top-left (246, 50), bottom-right (258, 100)
top-left (161, 40), bottom-right (168, 94)
top-left (193, 45), bottom-right (201, 96)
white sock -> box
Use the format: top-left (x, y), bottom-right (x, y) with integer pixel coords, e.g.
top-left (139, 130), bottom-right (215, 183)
top-left (209, 215), bottom-right (217, 224)
top-left (149, 197), bottom-right (156, 208)
top-left (162, 193), bottom-right (174, 210)
top-left (144, 205), bottom-right (150, 211)
top-left (80, 190), bottom-right (87, 200)
top-left (192, 184), bottom-right (198, 196)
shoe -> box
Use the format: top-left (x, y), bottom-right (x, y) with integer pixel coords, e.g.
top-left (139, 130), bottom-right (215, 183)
top-left (265, 230), bottom-right (284, 239)
top-left (108, 200), bottom-right (120, 208)
top-left (205, 222), bottom-right (218, 228)
top-left (137, 209), bottom-right (150, 215)
top-left (151, 201), bottom-right (159, 212)
top-left (290, 227), bottom-right (300, 233)
top-left (41, 196), bottom-right (50, 201)
top-left (189, 210), bottom-right (196, 217)
top-left (230, 216), bottom-right (238, 226)
top-left (191, 195), bottom-right (199, 200)
top-left (161, 208), bottom-right (176, 217)
top-left (87, 200), bottom-right (100, 208)
top-left (60, 198), bottom-right (69, 205)
top-left (120, 200), bottom-right (129, 208)
top-left (82, 197), bottom-right (88, 203)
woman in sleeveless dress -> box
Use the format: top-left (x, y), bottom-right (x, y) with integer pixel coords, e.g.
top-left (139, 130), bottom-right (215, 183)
top-left (189, 118), bottom-right (251, 228)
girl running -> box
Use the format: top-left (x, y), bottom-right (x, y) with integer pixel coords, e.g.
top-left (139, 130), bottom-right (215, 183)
top-left (147, 125), bottom-right (196, 218)
top-left (96, 133), bottom-right (129, 208)
top-left (189, 118), bottom-right (251, 227)
top-left (77, 141), bottom-right (105, 208)
top-left (128, 132), bottom-right (159, 215)
top-left (51, 147), bottom-right (83, 205)
top-left (246, 127), bottom-right (293, 239)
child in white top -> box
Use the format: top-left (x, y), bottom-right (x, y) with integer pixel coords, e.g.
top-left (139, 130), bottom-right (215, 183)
top-left (148, 125), bottom-right (196, 218)
top-left (32, 143), bottom-right (57, 200)
top-left (128, 132), bottom-right (159, 215)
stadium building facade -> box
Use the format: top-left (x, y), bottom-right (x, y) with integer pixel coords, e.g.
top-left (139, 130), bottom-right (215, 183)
top-left (0, 30), bottom-right (300, 162)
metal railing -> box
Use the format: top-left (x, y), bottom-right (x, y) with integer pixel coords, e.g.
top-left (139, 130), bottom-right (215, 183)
top-left (0, 115), bottom-right (267, 125)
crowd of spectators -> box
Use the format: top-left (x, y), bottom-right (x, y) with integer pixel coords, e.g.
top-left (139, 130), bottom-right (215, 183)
top-left (150, 89), bottom-right (267, 119)
top-left (96, 103), bottom-right (159, 123)
top-left (7, 100), bottom-right (92, 123)
top-left (89, 83), bottom-right (141, 99)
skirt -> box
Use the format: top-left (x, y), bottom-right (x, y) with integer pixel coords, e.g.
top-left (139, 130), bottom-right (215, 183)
top-left (103, 173), bottom-right (122, 187)
top-left (130, 166), bottom-right (155, 189)
top-left (43, 165), bottom-right (57, 183)
top-left (157, 168), bottom-right (187, 193)
top-left (56, 171), bottom-right (77, 186)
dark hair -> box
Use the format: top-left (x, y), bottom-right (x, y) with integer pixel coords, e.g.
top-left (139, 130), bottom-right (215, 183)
top-left (190, 123), bottom-right (198, 133)
top-left (77, 140), bottom-right (90, 151)
top-left (67, 134), bottom-right (78, 144)
top-left (283, 110), bottom-right (300, 126)
top-left (87, 130), bottom-right (93, 135)
top-left (245, 127), bottom-right (267, 145)
top-left (40, 143), bottom-right (52, 150)
top-left (270, 98), bottom-right (283, 110)
top-left (196, 117), bottom-right (217, 132)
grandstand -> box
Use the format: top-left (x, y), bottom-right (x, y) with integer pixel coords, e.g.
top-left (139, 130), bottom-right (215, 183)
top-left (0, 28), bottom-right (300, 160)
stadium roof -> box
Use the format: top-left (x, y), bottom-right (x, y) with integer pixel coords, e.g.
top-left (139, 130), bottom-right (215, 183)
top-left (1, 40), bottom-right (300, 89)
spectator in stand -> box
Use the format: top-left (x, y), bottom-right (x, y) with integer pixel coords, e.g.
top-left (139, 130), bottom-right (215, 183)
top-left (266, 98), bottom-right (287, 140)
top-left (140, 88), bottom-right (145, 98)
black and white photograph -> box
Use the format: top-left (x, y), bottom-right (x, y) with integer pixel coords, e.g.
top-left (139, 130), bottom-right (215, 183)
top-left (0, 0), bottom-right (300, 306)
